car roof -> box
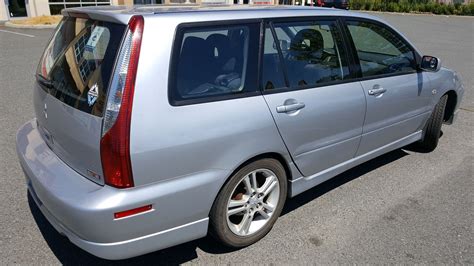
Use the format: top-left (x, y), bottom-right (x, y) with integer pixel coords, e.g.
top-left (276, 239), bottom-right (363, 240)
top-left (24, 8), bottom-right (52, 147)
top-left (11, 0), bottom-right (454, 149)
top-left (63, 5), bottom-right (382, 25)
top-left (69, 4), bottom-right (339, 15)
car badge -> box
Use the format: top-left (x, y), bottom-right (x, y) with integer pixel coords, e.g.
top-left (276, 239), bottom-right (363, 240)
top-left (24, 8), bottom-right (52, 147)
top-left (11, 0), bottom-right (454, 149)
top-left (88, 83), bottom-right (99, 106)
top-left (43, 103), bottom-right (47, 119)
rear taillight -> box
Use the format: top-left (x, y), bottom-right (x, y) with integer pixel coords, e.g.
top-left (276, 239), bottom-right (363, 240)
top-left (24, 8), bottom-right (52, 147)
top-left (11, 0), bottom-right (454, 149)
top-left (100, 16), bottom-right (144, 188)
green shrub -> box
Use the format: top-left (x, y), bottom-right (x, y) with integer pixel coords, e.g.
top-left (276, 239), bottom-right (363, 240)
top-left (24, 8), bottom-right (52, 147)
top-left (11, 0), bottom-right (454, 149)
top-left (424, 2), bottom-right (434, 13)
top-left (411, 4), bottom-right (420, 12)
top-left (398, 0), bottom-right (411, 13)
top-left (372, 0), bottom-right (383, 11)
top-left (417, 3), bottom-right (425, 12)
top-left (435, 4), bottom-right (448, 14)
top-left (347, 0), bottom-right (472, 16)
top-left (349, 0), bottom-right (364, 10)
top-left (387, 2), bottom-right (399, 12)
top-left (365, 1), bottom-right (376, 11)
top-left (446, 4), bottom-right (455, 15)
top-left (460, 3), bottom-right (467, 15)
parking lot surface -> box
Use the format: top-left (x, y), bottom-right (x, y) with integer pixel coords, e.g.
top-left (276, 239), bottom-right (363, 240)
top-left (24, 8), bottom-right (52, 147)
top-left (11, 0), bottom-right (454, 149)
top-left (0, 13), bottom-right (472, 265)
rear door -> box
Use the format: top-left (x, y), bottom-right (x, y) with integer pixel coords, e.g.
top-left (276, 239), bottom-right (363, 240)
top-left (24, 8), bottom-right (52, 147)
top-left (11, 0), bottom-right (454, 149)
top-left (34, 15), bottom-right (127, 184)
top-left (262, 19), bottom-right (366, 177)
top-left (343, 19), bottom-right (432, 156)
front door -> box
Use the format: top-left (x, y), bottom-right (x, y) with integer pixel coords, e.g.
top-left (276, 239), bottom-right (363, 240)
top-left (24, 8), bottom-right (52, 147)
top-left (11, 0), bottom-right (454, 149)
top-left (261, 19), bottom-right (366, 177)
top-left (344, 19), bottom-right (432, 156)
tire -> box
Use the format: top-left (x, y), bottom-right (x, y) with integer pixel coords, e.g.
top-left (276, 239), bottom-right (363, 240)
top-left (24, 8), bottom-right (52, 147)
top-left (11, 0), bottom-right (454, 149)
top-left (416, 95), bottom-right (448, 152)
top-left (209, 158), bottom-right (287, 248)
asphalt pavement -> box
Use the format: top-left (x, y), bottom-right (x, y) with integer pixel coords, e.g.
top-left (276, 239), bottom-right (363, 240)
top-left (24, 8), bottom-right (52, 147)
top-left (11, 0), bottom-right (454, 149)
top-left (0, 12), bottom-right (472, 265)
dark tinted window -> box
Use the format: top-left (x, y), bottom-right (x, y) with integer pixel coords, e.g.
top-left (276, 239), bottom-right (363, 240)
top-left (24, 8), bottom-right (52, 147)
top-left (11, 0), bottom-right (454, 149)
top-left (170, 24), bottom-right (259, 104)
top-left (38, 17), bottom-right (126, 117)
top-left (268, 20), bottom-right (350, 89)
top-left (347, 20), bottom-right (416, 77)
top-left (262, 26), bottom-right (287, 90)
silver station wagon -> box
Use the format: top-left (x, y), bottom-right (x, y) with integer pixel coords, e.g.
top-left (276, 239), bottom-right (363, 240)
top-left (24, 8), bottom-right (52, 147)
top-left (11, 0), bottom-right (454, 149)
top-left (16, 5), bottom-right (464, 260)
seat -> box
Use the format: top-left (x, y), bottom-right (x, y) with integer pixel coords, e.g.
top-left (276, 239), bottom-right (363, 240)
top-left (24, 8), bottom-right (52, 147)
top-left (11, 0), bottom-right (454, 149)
top-left (177, 36), bottom-right (214, 96)
top-left (206, 34), bottom-right (235, 73)
top-left (286, 29), bottom-right (328, 87)
top-left (289, 28), bottom-right (324, 62)
top-left (207, 33), bottom-right (241, 91)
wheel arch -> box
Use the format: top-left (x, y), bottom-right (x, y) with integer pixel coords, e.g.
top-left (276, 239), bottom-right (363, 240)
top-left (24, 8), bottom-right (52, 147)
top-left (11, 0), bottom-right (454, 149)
top-left (443, 90), bottom-right (457, 122)
top-left (225, 152), bottom-right (293, 193)
top-left (238, 152), bottom-right (293, 183)
top-left (208, 152), bottom-right (293, 216)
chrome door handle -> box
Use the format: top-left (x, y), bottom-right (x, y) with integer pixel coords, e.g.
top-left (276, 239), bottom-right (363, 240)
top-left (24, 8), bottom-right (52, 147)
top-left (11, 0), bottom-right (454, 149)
top-left (276, 102), bottom-right (305, 113)
top-left (368, 87), bottom-right (387, 96)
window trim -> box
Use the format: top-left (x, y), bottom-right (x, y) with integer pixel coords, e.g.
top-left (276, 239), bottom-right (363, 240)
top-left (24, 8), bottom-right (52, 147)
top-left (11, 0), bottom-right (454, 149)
top-left (336, 17), bottom-right (361, 80)
top-left (168, 19), bottom-right (261, 107)
top-left (340, 16), bottom-right (422, 81)
top-left (260, 16), bottom-right (354, 94)
top-left (266, 21), bottom-right (290, 89)
top-left (167, 16), bottom-right (423, 104)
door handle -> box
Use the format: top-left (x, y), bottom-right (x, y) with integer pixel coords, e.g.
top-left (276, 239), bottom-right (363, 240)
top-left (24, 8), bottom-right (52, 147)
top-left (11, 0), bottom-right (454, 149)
top-left (276, 102), bottom-right (306, 113)
top-left (368, 87), bottom-right (387, 96)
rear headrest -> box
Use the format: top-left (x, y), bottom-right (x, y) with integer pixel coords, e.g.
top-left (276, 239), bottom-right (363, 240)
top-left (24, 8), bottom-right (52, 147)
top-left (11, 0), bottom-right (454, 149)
top-left (290, 29), bottom-right (324, 53)
top-left (206, 33), bottom-right (231, 55)
top-left (180, 36), bottom-right (213, 62)
top-left (207, 33), bottom-right (236, 72)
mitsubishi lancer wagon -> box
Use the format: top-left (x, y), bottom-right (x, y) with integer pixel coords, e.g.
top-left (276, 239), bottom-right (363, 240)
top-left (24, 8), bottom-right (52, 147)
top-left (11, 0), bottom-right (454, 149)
top-left (16, 5), bottom-right (464, 260)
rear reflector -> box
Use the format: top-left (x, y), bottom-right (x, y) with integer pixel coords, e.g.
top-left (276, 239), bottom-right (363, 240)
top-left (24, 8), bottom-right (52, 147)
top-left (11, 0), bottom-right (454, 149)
top-left (114, 205), bottom-right (152, 219)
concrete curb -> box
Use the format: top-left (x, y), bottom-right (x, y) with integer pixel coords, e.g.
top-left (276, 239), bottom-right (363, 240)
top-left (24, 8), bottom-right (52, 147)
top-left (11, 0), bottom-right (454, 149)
top-left (4, 21), bottom-right (58, 29)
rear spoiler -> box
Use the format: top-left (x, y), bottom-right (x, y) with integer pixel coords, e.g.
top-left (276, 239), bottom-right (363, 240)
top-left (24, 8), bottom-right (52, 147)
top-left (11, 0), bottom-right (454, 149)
top-left (61, 6), bottom-right (145, 25)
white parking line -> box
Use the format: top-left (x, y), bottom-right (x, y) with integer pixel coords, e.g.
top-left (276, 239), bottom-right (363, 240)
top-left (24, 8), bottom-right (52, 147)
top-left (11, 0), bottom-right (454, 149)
top-left (0, 29), bottom-right (35, 38)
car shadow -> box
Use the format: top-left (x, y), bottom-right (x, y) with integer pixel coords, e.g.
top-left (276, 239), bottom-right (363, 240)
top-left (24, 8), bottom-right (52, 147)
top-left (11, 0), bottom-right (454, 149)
top-left (28, 148), bottom-right (409, 265)
top-left (404, 130), bottom-right (444, 154)
top-left (281, 148), bottom-right (408, 216)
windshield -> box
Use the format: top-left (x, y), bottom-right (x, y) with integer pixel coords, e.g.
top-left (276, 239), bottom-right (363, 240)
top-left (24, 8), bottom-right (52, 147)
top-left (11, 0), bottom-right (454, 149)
top-left (38, 16), bottom-right (126, 117)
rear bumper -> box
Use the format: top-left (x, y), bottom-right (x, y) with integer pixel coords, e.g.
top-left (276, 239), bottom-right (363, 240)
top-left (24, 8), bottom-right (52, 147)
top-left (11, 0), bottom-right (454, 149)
top-left (16, 119), bottom-right (227, 260)
top-left (27, 185), bottom-right (207, 260)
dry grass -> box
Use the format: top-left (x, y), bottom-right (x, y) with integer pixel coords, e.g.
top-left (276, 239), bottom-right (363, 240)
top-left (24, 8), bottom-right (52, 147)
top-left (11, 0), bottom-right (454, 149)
top-left (10, 15), bottom-right (62, 25)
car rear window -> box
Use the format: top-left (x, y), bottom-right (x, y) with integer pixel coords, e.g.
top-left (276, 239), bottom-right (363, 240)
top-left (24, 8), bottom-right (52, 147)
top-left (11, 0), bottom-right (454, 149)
top-left (37, 16), bottom-right (126, 117)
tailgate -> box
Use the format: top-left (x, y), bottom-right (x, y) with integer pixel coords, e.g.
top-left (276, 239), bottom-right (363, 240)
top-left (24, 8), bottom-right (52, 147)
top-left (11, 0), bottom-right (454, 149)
top-left (34, 14), bottom-right (127, 184)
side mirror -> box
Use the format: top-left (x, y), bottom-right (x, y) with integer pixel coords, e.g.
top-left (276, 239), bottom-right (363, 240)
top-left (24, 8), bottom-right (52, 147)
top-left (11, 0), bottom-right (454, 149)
top-left (420, 55), bottom-right (441, 72)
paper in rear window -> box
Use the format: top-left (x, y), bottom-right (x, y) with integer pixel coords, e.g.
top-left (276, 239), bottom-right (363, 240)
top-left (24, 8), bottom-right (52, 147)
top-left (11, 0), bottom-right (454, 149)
top-left (38, 16), bottom-right (126, 117)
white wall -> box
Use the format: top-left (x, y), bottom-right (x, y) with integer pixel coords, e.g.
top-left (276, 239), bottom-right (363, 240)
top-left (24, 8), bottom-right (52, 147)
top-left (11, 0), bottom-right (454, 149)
top-left (0, 2), bottom-right (9, 21)
top-left (0, 0), bottom-right (51, 21)
top-left (28, 0), bottom-right (51, 17)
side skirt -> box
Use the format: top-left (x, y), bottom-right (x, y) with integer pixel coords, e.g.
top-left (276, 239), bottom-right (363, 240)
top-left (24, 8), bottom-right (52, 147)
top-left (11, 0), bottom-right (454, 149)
top-left (289, 130), bottom-right (422, 197)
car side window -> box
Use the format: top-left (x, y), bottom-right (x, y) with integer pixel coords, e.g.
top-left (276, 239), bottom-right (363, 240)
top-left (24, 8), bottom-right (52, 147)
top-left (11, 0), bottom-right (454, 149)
top-left (346, 20), bottom-right (417, 77)
top-left (170, 24), bottom-right (259, 104)
top-left (262, 26), bottom-right (287, 90)
top-left (264, 20), bottom-right (350, 90)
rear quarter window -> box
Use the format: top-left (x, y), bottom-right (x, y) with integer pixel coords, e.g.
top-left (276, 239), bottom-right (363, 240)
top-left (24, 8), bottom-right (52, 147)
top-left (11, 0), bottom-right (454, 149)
top-left (169, 22), bottom-right (260, 106)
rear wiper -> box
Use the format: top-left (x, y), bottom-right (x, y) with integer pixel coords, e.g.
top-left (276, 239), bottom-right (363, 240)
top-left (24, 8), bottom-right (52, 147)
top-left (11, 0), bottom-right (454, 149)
top-left (36, 74), bottom-right (53, 89)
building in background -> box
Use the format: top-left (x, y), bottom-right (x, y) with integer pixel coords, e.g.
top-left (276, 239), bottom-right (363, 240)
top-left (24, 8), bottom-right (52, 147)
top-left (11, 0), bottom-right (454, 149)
top-left (1, 0), bottom-right (278, 21)
top-left (0, 0), bottom-right (111, 21)
top-left (1, 0), bottom-right (471, 22)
